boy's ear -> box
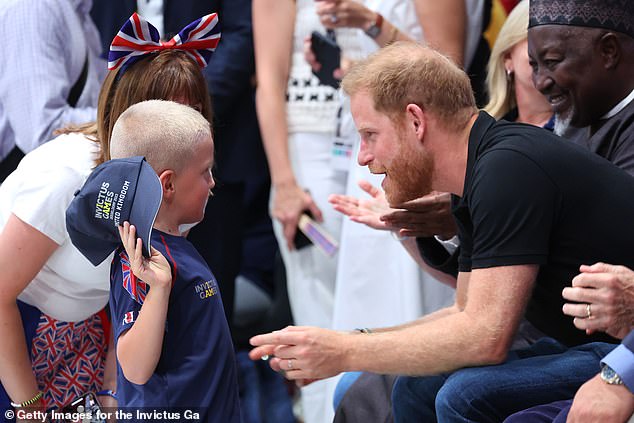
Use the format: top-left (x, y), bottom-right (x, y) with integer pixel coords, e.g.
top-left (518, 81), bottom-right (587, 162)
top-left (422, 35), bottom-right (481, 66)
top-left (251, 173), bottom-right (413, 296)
top-left (158, 169), bottom-right (176, 201)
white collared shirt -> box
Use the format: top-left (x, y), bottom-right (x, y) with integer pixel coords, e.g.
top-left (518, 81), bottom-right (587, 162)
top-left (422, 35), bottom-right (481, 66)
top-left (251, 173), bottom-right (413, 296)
top-left (602, 88), bottom-right (634, 120)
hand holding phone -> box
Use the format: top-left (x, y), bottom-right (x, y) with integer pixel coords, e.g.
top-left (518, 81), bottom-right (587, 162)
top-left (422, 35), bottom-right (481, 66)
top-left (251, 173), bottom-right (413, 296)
top-left (293, 212), bottom-right (339, 256)
top-left (310, 31), bottom-right (341, 89)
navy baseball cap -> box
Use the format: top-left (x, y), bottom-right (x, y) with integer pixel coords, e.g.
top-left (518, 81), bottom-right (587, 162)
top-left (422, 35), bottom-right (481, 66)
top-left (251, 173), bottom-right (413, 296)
top-left (66, 156), bottom-right (162, 266)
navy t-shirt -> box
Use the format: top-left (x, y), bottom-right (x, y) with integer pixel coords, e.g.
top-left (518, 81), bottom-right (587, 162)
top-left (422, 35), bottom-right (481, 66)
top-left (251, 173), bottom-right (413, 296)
top-left (455, 112), bottom-right (634, 347)
top-left (110, 229), bottom-right (241, 422)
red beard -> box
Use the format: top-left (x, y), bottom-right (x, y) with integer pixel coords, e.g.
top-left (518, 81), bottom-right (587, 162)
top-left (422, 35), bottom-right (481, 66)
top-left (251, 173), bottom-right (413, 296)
top-left (384, 137), bottom-right (433, 207)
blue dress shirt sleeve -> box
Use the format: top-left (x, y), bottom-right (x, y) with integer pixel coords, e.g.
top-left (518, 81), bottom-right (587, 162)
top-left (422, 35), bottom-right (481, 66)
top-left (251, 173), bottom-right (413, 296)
top-left (602, 340), bottom-right (634, 393)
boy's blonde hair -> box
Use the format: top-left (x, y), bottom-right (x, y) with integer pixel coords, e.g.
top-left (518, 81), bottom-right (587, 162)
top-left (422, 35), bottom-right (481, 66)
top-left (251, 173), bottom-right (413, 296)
top-left (342, 41), bottom-right (477, 132)
top-left (110, 100), bottom-right (212, 173)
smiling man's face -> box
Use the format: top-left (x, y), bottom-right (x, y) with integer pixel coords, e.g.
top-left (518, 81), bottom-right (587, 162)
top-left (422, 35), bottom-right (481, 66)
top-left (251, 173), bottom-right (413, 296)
top-left (527, 25), bottom-right (608, 132)
top-left (353, 91), bottom-right (433, 206)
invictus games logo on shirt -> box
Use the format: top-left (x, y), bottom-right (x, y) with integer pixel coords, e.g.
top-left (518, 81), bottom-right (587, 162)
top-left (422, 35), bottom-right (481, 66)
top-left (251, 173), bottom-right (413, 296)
top-left (94, 180), bottom-right (131, 226)
top-left (194, 278), bottom-right (219, 300)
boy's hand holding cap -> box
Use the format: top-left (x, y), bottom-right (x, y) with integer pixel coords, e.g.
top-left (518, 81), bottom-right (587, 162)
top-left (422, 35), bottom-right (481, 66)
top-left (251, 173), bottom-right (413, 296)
top-left (66, 156), bottom-right (162, 266)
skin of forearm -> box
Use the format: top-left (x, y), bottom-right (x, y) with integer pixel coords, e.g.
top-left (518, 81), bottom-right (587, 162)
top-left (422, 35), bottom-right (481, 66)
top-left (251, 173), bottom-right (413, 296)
top-left (414, 0), bottom-right (465, 67)
top-left (345, 268), bottom-right (534, 375)
top-left (345, 309), bottom-right (510, 375)
top-left (253, 0), bottom-right (296, 187)
top-left (0, 302), bottom-right (42, 404)
top-left (254, 89), bottom-right (295, 186)
top-left (0, 215), bottom-right (60, 406)
top-left (116, 286), bottom-right (170, 385)
top-left (374, 19), bottom-right (415, 47)
top-left (101, 331), bottom-right (117, 390)
top-left (370, 303), bottom-right (460, 333)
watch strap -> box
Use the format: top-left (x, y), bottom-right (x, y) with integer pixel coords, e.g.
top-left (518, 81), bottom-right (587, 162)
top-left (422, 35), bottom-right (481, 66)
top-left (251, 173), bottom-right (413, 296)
top-left (364, 12), bottom-right (383, 39)
top-left (601, 363), bottom-right (624, 385)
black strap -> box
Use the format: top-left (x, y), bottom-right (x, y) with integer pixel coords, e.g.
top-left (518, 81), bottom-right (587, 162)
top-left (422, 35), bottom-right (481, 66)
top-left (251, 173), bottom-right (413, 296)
top-left (0, 147), bottom-right (25, 183)
top-left (67, 53), bottom-right (90, 108)
top-left (0, 53), bottom-right (89, 183)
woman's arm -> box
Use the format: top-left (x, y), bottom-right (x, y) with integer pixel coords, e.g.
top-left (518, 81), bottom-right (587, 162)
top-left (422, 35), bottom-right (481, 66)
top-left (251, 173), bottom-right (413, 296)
top-left (315, 0), bottom-right (415, 47)
top-left (0, 214), bottom-right (58, 409)
top-left (253, 0), bottom-right (323, 250)
top-left (413, 0), bottom-right (466, 67)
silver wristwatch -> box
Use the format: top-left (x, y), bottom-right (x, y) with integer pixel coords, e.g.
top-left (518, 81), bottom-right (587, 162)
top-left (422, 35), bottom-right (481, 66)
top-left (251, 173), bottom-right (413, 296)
top-left (600, 363), bottom-right (624, 385)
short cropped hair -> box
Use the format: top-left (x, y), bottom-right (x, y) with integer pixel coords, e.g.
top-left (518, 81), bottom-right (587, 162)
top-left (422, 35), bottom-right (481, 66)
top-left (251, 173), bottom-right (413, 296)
top-left (110, 100), bottom-right (212, 173)
top-left (342, 42), bottom-right (477, 132)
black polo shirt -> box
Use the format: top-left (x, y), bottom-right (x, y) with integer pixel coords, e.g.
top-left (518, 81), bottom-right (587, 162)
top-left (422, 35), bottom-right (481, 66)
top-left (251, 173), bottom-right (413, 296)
top-left (455, 112), bottom-right (634, 346)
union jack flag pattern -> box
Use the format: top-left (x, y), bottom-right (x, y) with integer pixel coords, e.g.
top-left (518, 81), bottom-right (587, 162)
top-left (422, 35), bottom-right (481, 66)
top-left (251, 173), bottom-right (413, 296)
top-left (108, 12), bottom-right (221, 71)
top-left (120, 250), bottom-right (147, 304)
top-left (31, 313), bottom-right (106, 409)
top-left (123, 311), bottom-right (135, 324)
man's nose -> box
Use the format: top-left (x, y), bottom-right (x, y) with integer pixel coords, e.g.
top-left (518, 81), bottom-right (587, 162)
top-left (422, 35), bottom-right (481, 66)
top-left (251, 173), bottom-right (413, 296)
top-left (357, 141), bottom-right (373, 166)
top-left (532, 69), bottom-right (553, 94)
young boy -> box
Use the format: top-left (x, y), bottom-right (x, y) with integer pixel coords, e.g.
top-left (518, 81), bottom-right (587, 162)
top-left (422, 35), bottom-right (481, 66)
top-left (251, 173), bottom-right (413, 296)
top-left (66, 100), bottom-right (241, 422)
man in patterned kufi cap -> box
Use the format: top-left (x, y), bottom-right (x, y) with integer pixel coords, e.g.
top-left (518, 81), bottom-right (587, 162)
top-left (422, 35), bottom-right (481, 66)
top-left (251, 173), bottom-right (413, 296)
top-left (527, 0), bottom-right (634, 139)
top-left (503, 1), bottom-right (634, 421)
top-left (529, 0), bottom-right (634, 38)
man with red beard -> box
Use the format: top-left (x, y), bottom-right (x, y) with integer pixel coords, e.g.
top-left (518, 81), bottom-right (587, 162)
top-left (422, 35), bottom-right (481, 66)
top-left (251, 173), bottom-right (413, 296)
top-left (249, 41), bottom-right (634, 421)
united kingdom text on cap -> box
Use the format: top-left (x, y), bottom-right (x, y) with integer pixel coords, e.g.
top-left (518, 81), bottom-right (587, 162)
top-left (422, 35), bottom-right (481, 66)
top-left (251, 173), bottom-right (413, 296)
top-left (529, 0), bottom-right (634, 38)
top-left (66, 156), bottom-right (162, 266)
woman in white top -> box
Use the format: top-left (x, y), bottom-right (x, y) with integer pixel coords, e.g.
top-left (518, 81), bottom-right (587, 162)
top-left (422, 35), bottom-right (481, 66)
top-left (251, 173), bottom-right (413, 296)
top-left (0, 36), bottom-right (213, 415)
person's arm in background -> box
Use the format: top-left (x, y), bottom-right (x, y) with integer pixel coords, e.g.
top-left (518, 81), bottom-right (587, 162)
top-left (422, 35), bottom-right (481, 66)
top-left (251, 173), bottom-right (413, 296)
top-left (413, 0), bottom-right (466, 68)
top-left (97, 332), bottom-right (118, 422)
top-left (315, 0), bottom-right (415, 46)
top-left (252, 0), bottom-right (323, 250)
top-left (0, 2), bottom-right (97, 154)
top-left (0, 215), bottom-right (58, 414)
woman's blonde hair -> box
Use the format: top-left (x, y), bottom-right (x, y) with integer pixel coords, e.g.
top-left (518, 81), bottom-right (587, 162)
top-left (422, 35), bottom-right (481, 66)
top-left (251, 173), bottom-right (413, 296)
top-left (484, 0), bottom-right (529, 119)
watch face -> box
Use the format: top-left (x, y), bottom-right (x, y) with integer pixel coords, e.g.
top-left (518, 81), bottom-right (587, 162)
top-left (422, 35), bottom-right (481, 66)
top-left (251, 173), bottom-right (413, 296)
top-left (365, 25), bottom-right (381, 39)
top-left (601, 364), bottom-right (623, 385)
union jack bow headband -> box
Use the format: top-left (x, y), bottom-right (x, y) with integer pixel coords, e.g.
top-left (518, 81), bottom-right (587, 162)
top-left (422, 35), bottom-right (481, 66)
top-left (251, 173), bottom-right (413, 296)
top-left (108, 13), bottom-right (221, 72)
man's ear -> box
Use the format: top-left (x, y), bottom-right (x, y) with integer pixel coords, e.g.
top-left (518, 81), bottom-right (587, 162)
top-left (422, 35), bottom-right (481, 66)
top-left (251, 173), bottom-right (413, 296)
top-left (158, 169), bottom-right (176, 202)
top-left (405, 103), bottom-right (426, 142)
top-left (598, 32), bottom-right (620, 70)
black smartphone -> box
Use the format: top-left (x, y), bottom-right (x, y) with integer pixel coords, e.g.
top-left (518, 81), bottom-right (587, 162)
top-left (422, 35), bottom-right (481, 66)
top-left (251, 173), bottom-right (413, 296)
top-left (310, 31), bottom-right (341, 89)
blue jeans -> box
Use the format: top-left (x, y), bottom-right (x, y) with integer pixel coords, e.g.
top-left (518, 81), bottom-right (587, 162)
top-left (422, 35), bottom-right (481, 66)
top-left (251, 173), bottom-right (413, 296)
top-left (235, 350), bottom-right (295, 423)
top-left (504, 399), bottom-right (572, 423)
top-left (391, 338), bottom-right (615, 423)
